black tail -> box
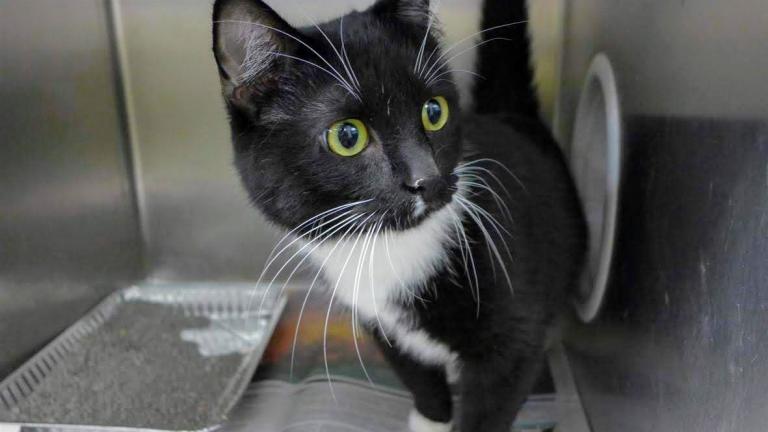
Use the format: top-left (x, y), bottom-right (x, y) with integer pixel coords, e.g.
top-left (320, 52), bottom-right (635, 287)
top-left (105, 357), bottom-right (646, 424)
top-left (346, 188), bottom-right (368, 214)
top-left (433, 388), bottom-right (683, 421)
top-left (473, 0), bottom-right (539, 119)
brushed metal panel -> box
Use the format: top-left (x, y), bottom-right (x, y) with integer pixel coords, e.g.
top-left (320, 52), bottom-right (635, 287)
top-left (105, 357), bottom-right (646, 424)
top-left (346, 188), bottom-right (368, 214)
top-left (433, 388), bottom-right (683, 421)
top-left (0, 0), bottom-right (142, 378)
top-left (559, 1), bottom-right (768, 431)
top-left (114, 0), bottom-right (283, 282)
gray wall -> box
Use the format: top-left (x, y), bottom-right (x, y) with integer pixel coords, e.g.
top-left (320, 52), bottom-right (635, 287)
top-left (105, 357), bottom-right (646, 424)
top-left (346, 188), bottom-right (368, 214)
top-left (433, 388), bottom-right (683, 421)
top-left (0, 0), bottom-right (142, 377)
top-left (559, 1), bottom-right (768, 431)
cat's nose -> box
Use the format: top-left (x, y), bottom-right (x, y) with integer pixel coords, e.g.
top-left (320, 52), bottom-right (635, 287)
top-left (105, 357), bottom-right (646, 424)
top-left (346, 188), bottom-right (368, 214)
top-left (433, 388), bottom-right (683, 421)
top-left (402, 177), bottom-right (426, 194)
top-left (402, 175), bottom-right (457, 207)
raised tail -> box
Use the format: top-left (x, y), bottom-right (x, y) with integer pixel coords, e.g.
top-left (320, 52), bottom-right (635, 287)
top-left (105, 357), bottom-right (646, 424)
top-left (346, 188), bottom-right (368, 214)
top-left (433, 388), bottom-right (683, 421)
top-left (472, 0), bottom-right (539, 119)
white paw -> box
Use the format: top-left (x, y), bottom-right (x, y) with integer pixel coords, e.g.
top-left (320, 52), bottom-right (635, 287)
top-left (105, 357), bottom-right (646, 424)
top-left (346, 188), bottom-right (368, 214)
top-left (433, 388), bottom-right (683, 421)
top-left (408, 409), bottom-right (453, 432)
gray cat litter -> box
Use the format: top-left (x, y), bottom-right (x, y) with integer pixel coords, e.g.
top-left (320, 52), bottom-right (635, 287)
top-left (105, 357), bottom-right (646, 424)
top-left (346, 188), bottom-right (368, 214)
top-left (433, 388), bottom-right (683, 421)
top-left (0, 283), bottom-right (286, 432)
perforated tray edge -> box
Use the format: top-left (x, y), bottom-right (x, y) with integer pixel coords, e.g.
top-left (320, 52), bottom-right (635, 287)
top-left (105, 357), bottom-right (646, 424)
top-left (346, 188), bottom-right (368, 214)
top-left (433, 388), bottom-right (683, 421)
top-left (0, 284), bottom-right (287, 432)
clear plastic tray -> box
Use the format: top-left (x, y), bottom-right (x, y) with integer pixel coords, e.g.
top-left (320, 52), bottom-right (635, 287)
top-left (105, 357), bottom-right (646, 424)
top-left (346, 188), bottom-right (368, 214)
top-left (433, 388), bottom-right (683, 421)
top-left (0, 282), bottom-right (286, 432)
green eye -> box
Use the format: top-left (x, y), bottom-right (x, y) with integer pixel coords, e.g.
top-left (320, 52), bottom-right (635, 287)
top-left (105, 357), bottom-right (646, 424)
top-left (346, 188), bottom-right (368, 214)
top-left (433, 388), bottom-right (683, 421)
top-left (326, 118), bottom-right (369, 157)
top-left (421, 96), bottom-right (449, 131)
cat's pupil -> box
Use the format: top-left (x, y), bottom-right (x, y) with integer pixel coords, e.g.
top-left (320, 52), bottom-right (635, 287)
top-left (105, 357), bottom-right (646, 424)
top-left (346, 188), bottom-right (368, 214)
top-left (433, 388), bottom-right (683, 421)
top-left (338, 123), bottom-right (359, 149)
top-left (426, 99), bottom-right (442, 124)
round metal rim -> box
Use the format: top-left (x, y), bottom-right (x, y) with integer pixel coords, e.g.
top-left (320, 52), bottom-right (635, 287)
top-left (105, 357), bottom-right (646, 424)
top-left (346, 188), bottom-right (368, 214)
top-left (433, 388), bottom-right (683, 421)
top-left (571, 53), bottom-right (622, 322)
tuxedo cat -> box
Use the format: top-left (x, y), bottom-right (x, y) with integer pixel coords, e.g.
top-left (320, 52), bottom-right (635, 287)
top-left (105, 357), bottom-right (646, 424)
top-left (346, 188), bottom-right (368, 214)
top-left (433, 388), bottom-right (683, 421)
top-left (211, 0), bottom-right (586, 430)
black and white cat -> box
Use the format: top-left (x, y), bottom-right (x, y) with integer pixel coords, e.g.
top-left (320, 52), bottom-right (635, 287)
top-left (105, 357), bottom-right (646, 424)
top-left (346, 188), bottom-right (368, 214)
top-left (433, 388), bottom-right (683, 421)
top-left (211, 0), bottom-right (586, 431)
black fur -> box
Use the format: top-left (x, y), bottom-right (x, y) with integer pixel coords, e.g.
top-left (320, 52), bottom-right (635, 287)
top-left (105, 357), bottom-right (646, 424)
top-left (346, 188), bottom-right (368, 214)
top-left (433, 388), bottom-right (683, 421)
top-left (473, 0), bottom-right (539, 119)
top-left (211, 1), bottom-right (586, 430)
top-left (376, 115), bottom-right (585, 430)
top-left (213, 0), bottom-right (461, 232)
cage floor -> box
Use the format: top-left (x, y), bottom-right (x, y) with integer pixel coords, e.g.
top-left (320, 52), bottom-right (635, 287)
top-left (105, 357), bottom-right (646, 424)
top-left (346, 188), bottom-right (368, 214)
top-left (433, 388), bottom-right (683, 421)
top-left (0, 282), bottom-right (286, 432)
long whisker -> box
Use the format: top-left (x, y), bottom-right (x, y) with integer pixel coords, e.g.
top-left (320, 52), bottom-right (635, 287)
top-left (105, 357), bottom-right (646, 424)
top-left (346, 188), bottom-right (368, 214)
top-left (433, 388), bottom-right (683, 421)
top-left (414, 3), bottom-right (438, 75)
top-left (449, 208), bottom-right (476, 300)
top-left (457, 196), bottom-right (501, 282)
top-left (323, 213), bottom-right (376, 399)
top-left (426, 69), bottom-right (485, 87)
top-left (265, 51), bottom-right (358, 99)
top-left (460, 158), bottom-right (528, 193)
top-left (259, 199), bottom-right (370, 280)
top-left (457, 178), bottom-right (514, 223)
top-left (270, 213), bottom-right (364, 324)
top-left (384, 228), bottom-right (425, 304)
top-left (459, 193), bottom-right (514, 244)
top-left (428, 79), bottom-right (458, 87)
top-left (290, 215), bottom-right (360, 380)
top-left (455, 166), bottom-right (514, 199)
top-left (256, 212), bottom-right (363, 318)
top-left (449, 205), bottom-right (480, 314)
top-left (461, 198), bottom-right (515, 285)
top-left (351, 213), bottom-right (378, 386)
top-left (303, 13), bottom-right (360, 95)
top-left (247, 208), bottom-right (361, 316)
top-left (368, 214), bottom-right (392, 347)
top-left (423, 37), bottom-right (512, 84)
top-left (215, 20), bottom-right (359, 100)
top-left (419, 20), bottom-right (527, 80)
top-left (340, 15), bottom-right (361, 90)
top-left (455, 196), bottom-right (514, 292)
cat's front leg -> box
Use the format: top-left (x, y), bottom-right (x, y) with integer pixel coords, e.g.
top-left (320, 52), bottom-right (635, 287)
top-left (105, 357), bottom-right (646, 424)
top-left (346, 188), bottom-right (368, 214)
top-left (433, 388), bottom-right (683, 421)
top-left (458, 351), bottom-right (545, 432)
top-left (370, 328), bottom-right (454, 432)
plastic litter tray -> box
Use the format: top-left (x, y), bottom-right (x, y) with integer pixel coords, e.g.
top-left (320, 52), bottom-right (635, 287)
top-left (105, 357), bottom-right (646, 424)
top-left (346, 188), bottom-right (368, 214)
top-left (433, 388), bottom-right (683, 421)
top-left (0, 282), bottom-right (286, 432)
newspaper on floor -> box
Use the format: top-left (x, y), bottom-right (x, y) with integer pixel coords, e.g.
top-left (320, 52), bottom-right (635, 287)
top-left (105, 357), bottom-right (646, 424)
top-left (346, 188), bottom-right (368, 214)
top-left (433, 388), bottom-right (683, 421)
top-left (224, 375), bottom-right (558, 432)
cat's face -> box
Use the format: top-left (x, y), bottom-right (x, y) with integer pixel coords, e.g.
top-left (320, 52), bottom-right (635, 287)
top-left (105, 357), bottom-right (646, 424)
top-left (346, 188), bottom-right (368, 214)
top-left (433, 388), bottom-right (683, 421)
top-left (213, 0), bottom-right (462, 234)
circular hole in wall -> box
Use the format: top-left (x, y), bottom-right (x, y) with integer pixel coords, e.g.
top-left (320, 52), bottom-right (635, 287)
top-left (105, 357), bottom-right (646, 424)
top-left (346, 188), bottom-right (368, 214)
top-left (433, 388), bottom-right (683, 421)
top-left (570, 54), bottom-right (622, 322)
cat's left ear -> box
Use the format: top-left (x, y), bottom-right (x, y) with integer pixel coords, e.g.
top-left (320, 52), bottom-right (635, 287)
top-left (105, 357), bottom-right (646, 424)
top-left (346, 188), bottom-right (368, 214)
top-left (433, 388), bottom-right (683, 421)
top-left (372, 0), bottom-right (432, 28)
top-left (212, 0), bottom-right (298, 102)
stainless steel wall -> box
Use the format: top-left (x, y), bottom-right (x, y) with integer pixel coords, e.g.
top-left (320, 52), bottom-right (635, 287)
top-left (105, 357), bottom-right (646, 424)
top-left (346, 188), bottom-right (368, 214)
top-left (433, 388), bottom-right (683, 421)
top-left (111, 0), bottom-right (277, 282)
top-left (559, 1), bottom-right (768, 431)
top-left (0, 0), bottom-right (142, 378)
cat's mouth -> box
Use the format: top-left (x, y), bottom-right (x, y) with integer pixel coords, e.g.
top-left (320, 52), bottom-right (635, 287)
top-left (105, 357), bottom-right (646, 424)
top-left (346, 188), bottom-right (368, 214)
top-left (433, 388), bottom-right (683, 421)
top-left (407, 173), bottom-right (459, 224)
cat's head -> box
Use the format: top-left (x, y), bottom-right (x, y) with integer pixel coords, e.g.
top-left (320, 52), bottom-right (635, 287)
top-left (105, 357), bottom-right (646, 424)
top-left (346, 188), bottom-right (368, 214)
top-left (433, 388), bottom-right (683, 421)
top-left (212, 0), bottom-right (463, 234)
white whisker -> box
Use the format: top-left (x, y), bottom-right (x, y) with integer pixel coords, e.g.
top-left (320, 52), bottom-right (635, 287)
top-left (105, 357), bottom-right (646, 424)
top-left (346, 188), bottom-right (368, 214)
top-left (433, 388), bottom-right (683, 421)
top-left (414, 3), bottom-right (438, 75)
top-left (423, 37), bottom-right (512, 84)
top-left (266, 51), bottom-right (359, 99)
top-left (368, 214), bottom-right (392, 347)
top-left (256, 212), bottom-right (363, 318)
top-left (426, 69), bottom-right (485, 87)
top-left (351, 214), bottom-right (378, 386)
top-left (456, 179), bottom-right (514, 223)
top-left (323, 213), bottom-right (376, 399)
top-left (455, 196), bottom-right (514, 292)
top-left (290, 214), bottom-right (361, 380)
top-left (384, 228), bottom-right (425, 304)
top-left (419, 20), bottom-right (527, 80)
top-left (303, 13), bottom-right (360, 96)
top-left (258, 199), bottom-right (371, 281)
top-left (215, 20), bottom-right (360, 101)
top-left (456, 166), bottom-right (514, 199)
top-left (460, 158), bottom-right (528, 193)
top-left (247, 208), bottom-right (362, 316)
top-left (270, 213), bottom-right (365, 322)
top-left (448, 205), bottom-right (480, 316)
top-left (340, 15), bottom-right (361, 90)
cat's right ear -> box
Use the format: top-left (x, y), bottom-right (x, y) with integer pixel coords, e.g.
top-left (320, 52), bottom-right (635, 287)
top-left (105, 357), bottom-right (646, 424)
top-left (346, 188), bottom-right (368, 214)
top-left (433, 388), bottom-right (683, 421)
top-left (212, 0), bottom-right (297, 104)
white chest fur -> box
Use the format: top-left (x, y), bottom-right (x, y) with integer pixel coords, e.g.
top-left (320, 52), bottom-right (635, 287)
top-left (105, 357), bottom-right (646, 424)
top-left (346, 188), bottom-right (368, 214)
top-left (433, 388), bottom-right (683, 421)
top-left (306, 203), bottom-right (460, 365)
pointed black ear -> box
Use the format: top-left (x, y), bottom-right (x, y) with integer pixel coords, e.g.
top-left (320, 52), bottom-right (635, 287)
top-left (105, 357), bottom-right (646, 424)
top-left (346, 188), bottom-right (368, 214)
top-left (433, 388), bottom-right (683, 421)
top-left (373, 0), bottom-right (432, 28)
top-left (212, 0), bottom-right (297, 100)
